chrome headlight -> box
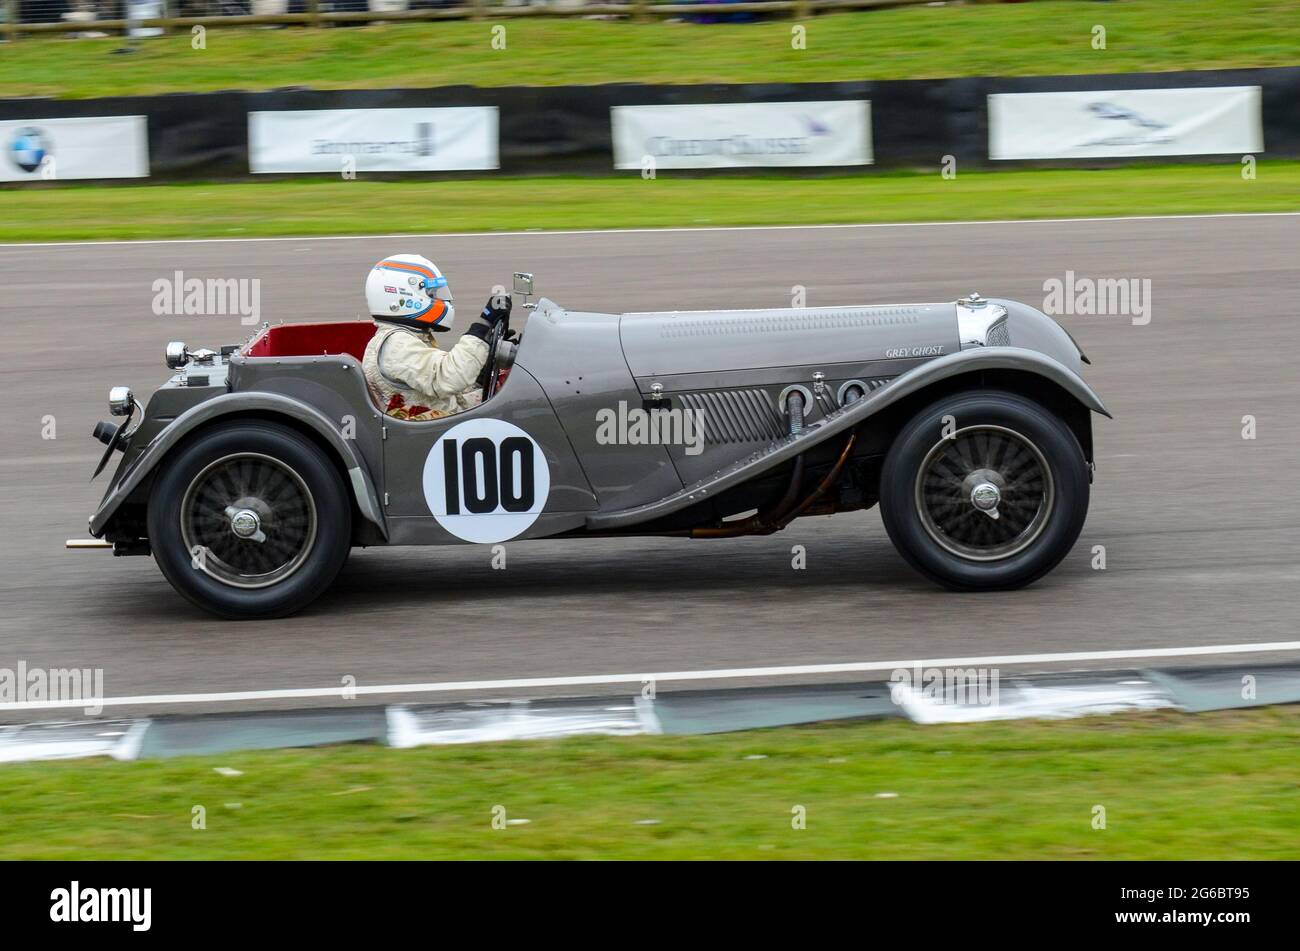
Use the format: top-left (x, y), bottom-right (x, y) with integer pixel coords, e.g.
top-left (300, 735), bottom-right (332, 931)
top-left (165, 341), bottom-right (190, 369)
top-left (108, 386), bottom-right (135, 417)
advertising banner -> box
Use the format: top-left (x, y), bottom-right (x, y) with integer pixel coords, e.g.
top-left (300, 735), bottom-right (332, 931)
top-left (612, 100), bottom-right (872, 169)
top-left (988, 86), bottom-right (1263, 159)
top-left (0, 116), bottom-right (149, 182)
top-left (248, 107), bottom-right (499, 173)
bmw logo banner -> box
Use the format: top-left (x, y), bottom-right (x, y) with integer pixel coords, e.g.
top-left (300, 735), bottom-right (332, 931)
top-left (0, 116), bottom-right (150, 182)
top-left (9, 128), bottom-right (47, 174)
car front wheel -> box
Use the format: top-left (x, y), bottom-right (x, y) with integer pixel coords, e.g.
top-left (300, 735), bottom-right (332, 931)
top-left (146, 421), bottom-right (352, 619)
top-left (879, 390), bottom-right (1090, 590)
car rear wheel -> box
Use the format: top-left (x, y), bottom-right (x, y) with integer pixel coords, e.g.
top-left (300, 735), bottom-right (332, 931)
top-left (147, 421), bottom-right (352, 619)
top-left (878, 391), bottom-right (1089, 590)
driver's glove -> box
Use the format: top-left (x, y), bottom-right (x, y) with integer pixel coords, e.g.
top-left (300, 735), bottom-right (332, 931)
top-left (464, 294), bottom-right (512, 341)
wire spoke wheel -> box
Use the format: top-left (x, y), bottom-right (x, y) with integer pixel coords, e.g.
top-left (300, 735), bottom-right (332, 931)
top-left (914, 425), bottom-right (1054, 562)
top-left (180, 452), bottom-right (318, 589)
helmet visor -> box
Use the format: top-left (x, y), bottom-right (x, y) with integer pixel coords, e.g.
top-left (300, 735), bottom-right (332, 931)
top-left (422, 275), bottom-right (453, 303)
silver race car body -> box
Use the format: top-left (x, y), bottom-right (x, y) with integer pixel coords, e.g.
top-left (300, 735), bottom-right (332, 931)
top-left (76, 274), bottom-right (1107, 618)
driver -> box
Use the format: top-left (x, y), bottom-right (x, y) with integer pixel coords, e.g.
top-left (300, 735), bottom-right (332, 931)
top-left (361, 254), bottom-right (511, 421)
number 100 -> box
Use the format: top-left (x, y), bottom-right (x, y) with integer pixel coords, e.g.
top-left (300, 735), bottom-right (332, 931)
top-left (443, 436), bottom-right (537, 515)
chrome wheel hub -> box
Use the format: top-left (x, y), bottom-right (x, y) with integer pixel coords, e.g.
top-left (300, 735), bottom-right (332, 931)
top-left (226, 506), bottom-right (265, 542)
top-left (969, 481), bottom-right (1002, 515)
top-left (180, 453), bottom-right (317, 589)
top-left (914, 425), bottom-right (1055, 561)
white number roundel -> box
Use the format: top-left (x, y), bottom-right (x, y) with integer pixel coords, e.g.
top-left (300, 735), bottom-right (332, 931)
top-left (422, 419), bottom-right (550, 543)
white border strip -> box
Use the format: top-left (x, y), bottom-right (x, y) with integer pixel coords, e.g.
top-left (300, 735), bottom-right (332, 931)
top-left (4, 641), bottom-right (1299, 713)
top-left (895, 679), bottom-right (1176, 724)
top-left (0, 211), bottom-right (1295, 250)
top-left (111, 718), bottom-right (152, 761)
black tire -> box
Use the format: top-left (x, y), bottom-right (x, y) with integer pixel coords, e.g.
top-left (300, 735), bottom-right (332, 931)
top-left (146, 421), bottom-right (352, 619)
top-left (879, 390), bottom-right (1089, 591)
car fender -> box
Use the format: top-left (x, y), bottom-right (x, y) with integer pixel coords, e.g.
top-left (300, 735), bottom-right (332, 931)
top-left (587, 346), bottom-right (1108, 530)
top-left (853, 344), bottom-right (1110, 420)
top-left (90, 391), bottom-right (387, 540)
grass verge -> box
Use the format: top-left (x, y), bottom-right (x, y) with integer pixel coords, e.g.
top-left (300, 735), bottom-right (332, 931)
top-left (2, 1), bottom-right (1298, 100)
top-left (2, 706), bottom-right (1298, 859)
top-left (3, 162), bottom-right (1298, 242)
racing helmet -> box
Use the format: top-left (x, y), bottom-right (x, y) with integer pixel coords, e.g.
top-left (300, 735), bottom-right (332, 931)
top-left (365, 254), bottom-right (455, 332)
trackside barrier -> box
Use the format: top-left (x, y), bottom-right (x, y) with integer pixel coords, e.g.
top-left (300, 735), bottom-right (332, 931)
top-left (1, 67), bottom-right (1298, 180)
top-left (3, 662), bottom-right (1299, 763)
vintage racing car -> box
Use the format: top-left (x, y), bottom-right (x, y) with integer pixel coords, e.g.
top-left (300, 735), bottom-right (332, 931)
top-left (70, 274), bottom-right (1109, 619)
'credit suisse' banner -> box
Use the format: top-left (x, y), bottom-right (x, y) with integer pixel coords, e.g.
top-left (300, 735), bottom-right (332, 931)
top-left (988, 86), bottom-right (1263, 160)
top-left (612, 100), bottom-right (872, 170)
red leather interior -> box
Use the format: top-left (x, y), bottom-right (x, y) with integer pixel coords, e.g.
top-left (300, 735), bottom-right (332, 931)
top-left (243, 321), bottom-right (375, 361)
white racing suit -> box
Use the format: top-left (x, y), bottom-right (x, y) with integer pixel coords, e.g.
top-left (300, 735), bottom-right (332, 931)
top-left (363, 324), bottom-right (489, 421)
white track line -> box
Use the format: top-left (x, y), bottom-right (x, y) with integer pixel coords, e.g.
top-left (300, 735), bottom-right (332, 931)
top-left (4, 640), bottom-right (1298, 713)
top-left (2, 211), bottom-right (1297, 250)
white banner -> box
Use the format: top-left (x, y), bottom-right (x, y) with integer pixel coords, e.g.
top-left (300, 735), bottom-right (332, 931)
top-left (0, 116), bottom-right (148, 182)
top-left (612, 101), bottom-right (872, 170)
top-left (989, 86), bottom-right (1263, 160)
top-left (249, 108), bottom-right (499, 173)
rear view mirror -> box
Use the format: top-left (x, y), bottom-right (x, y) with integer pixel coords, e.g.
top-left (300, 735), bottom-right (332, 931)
top-left (513, 272), bottom-right (534, 297)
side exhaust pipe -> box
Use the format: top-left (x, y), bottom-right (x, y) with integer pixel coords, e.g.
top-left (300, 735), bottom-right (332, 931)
top-left (682, 388), bottom-right (819, 539)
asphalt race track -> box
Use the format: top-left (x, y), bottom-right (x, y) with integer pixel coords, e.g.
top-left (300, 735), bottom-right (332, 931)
top-left (2, 214), bottom-right (1298, 719)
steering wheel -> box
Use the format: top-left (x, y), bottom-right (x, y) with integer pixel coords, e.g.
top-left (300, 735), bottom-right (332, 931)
top-left (481, 309), bottom-right (511, 400)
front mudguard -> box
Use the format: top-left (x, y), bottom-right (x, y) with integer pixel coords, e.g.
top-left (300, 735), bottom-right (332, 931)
top-left (587, 346), bottom-right (1108, 530)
